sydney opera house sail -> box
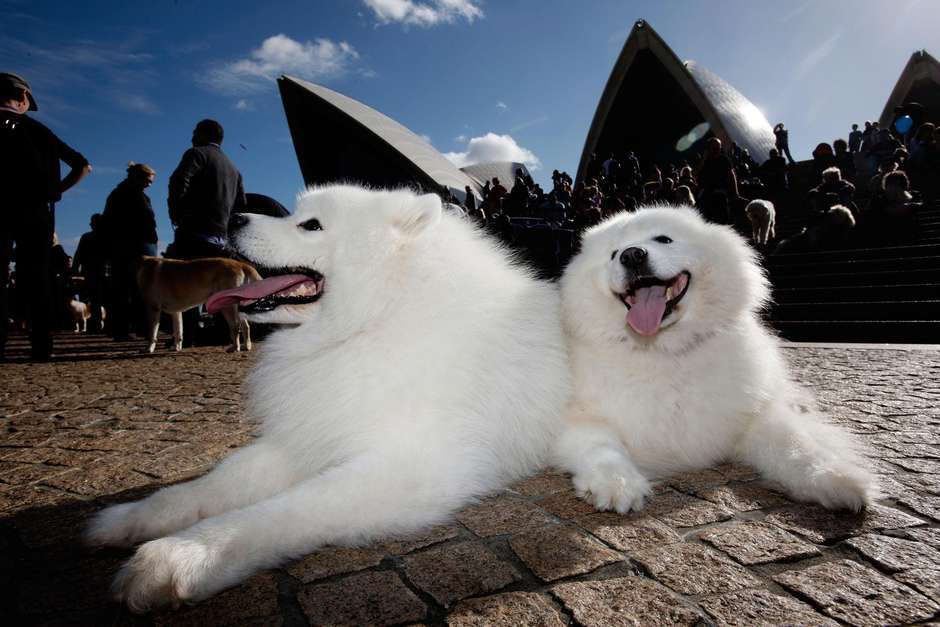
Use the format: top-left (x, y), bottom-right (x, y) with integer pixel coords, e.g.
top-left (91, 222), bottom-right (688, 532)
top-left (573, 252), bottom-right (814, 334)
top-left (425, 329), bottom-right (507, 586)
top-left (278, 75), bottom-right (480, 200)
top-left (579, 20), bottom-right (776, 181)
top-left (879, 49), bottom-right (940, 128)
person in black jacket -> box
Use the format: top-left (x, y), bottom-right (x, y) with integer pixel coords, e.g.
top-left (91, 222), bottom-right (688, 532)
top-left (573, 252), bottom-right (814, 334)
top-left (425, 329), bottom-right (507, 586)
top-left (167, 119), bottom-right (245, 258)
top-left (72, 213), bottom-right (108, 333)
top-left (101, 162), bottom-right (158, 341)
top-left (0, 72), bottom-right (91, 360)
top-left (167, 119), bottom-right (246, 346)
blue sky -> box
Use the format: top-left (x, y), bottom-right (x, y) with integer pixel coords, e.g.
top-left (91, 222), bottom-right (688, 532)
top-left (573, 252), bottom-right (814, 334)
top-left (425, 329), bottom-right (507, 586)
top-left (2, 0), bottom-right (937, 254)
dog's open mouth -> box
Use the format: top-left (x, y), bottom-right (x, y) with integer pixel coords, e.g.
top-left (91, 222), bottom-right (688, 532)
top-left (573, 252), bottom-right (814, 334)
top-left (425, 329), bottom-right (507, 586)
top-left (206, 267), bottom-right (324, 315)
top-left (618, 271), bottom-right (690, 336)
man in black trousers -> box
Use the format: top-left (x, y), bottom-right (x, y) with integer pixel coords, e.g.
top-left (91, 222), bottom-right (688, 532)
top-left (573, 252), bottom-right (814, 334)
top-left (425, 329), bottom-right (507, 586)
top-left (0, 72), bottom-right (91, 360)
top-left (167, 119), bottom-right (246, 346)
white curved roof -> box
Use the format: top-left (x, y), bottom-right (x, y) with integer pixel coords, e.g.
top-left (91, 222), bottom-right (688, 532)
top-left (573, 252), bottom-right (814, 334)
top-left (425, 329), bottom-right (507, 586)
top-left (683, 61), bottom-right (776, 162)
top-left (579, 19), bottom-right (776, 178)
top-left (460, 162), bottom-right (531, 189)
top-left (281, 75), bottom-right (481, 199)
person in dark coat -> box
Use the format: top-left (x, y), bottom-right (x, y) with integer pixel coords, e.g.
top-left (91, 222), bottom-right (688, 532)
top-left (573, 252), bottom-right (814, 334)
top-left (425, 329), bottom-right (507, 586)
top-left (72, 213), bottom-right (108, 333)
top-left (167, 119), bottom-right (246, 259)
top-left (101, 162), bottom-right (158, 341)
top-left (167, 119), bottom-right (246, 346)
top-left (0, 72), bottom-right (91, 360)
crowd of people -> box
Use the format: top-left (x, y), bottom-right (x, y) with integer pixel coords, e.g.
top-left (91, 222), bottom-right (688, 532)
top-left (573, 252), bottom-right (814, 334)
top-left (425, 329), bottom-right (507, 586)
top-left (445, 114), bottom-right (939, 268)
top-left (1, 72), bottom-right (246, 360)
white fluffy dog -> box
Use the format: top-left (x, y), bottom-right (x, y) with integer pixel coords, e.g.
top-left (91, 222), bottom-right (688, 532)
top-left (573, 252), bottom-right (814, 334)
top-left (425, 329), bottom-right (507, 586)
top-left (553, 207), bottom-right (877, 514)
top-left (745, 198), bottom-right (776, 245)
top-left (86, 185), bottom-right (570, 611)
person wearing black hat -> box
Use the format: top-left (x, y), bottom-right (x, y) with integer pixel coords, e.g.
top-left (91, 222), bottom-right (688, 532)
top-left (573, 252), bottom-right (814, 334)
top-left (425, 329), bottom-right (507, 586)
top-left (0, 72), bottom-right (91, 360)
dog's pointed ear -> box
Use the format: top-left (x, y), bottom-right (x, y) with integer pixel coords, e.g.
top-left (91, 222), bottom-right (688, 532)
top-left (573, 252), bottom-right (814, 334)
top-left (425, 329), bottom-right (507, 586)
top-left (391, 193), bottom-right (442, 236)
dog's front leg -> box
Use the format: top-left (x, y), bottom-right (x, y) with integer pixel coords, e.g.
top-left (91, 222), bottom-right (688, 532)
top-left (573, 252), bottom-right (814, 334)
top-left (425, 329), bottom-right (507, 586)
top-left (145, 306), bottom-right (160, 353)
top-left (734, 400), bottom-right (879, 512)
top-left (86, 441), bottom-right (303, 548)
top-left (554, 416), bottom-right (651, 514)
top-left (172, 312), bottom-right (183, 351)
top-left (111, 455), bottom-right (463, 612)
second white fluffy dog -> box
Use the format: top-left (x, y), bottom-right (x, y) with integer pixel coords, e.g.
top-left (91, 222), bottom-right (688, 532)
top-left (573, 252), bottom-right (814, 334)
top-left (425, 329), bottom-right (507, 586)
top-left (554, 207), bottom-right (878, 514)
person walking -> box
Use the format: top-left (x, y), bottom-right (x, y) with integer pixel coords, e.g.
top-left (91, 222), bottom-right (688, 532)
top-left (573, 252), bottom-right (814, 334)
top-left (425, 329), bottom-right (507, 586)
top-left (0, 72), bottom-right (91, 360)
top-left (101, 162), bottom-right (158, 341)
top-left (167, 119), bottom-right (245, 346)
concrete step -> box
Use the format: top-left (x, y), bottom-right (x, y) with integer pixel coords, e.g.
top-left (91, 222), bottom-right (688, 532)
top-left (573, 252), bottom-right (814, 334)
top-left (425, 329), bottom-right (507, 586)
top-left (770, 255), bottom-right (940, 276)
top-left (766, 244), bottom-right (940, 265)
top-left (770, 320), bottom-right (940, 343)
top-left (773, 284), bottom-right (940, 303)
top-left (769, 300), bottom-right (940, 322)
top-left (771, 269), bottom-right (938, 288)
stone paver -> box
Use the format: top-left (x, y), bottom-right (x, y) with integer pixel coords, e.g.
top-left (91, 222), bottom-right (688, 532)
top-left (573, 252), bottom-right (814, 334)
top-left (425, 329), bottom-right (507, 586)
top-left (699, 521), bottom-right (822, 565)
top-left (632, 542), bottom-right (762, 595)
top-left (551, 576), bottom-right (704, 626)
top-left (447, 592), bottom-right (565, 626)
top-left (297, 570), bottom-right (427, 625)
top-left (699, 588), bottom-right (839, 626)
top-left (508, 523), bottom-right (623, 582)
top-left (3, 335), bottom-right (940, 625)
top-left (402, 541), bottom-right (521, 607)
top-left (774, 559), bottom-right (940, 626)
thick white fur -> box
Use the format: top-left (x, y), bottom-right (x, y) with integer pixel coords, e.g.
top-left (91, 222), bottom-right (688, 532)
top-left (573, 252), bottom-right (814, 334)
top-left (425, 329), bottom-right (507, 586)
top-left (86, 185), bottom-right (570, 611)
top-left (745, 199), bottom-right (776, 245)
top-left (554, 207), bottom-right (878, 515)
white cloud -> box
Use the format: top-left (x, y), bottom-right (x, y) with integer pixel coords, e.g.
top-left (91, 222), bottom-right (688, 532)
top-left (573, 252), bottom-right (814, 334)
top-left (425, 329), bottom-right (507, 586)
top-left (443, 133), bottom-right (541, 170)
top-left (207, 34), bottom-right (360, 93)
top-left (418, 133), bottom-right (432, 144)
top-left (454, 134), bottom-right (467, 143)
top-left (363, 0), bottom-right (483, 27)
top-left (496, 101), bottom-right (507, 111)
top-left (114, 93), bottom-right (159, 114)
top-left (235, 99), bottom-right (254, 111)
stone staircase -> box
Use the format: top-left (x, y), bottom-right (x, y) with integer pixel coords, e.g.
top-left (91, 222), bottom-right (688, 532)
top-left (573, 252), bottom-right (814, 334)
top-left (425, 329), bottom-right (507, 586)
top-left (765, 202), bottom-right (940, 343)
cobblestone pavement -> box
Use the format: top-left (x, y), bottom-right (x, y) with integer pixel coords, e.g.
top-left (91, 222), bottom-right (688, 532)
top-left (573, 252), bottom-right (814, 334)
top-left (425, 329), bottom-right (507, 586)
top-left (1, 333), bottom-right (939, 626)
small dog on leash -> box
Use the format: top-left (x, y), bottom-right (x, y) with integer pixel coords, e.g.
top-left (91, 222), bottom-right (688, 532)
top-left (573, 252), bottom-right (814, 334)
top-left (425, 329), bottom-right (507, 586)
top-left (136, 256), bottom-right (261, 353)
top-left (745, 199), bottom-right (776, 245)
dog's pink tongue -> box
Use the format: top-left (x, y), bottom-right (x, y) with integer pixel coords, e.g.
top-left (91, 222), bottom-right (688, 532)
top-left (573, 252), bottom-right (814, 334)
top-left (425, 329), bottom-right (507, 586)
top-left (206, 274), bottom-right (310, 314)
top-left (627, 285), bottom-right (668, 336)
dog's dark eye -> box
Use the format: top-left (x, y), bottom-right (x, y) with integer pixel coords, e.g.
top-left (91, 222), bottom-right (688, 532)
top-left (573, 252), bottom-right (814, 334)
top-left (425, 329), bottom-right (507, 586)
top-left (299, 218), bottom-right (322, 232)
top-left (610, 250), bottom-right (618, 261)
top-left (653, 235), bottom-right (672, 244)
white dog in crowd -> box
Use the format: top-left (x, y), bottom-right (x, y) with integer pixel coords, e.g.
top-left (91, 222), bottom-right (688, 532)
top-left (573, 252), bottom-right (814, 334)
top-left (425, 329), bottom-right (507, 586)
top-left (745, 198), bottom-right (776, 245)
top-left (68, 298), bottom-right (104, 333)
top-left (86, 185), bottom-right (570, 611)
top-left (554, 207), bottom-right (878, 514)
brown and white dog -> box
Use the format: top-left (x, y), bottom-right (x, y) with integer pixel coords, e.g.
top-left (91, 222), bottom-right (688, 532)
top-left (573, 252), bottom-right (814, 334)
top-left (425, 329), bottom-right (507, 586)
top-left (136, 256), bottom-right (261, 353)
top-left (68, 298), bottom-right (105, 333)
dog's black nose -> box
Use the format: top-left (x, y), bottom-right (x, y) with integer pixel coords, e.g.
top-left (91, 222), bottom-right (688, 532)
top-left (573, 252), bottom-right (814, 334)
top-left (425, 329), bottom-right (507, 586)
top-left (620, 247), bottom-right (648, 267)
top-left (229, 213), bottom-right (250, 232)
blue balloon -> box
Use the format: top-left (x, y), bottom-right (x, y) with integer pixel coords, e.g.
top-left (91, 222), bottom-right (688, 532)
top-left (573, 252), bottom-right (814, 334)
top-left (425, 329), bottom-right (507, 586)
top-left (895, 115), bottom-right (913, 134)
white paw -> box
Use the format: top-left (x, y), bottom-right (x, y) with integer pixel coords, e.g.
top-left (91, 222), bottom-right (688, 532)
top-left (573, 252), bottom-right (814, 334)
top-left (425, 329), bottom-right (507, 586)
top-left (86, 497), bottom-right (197, 547)
top-left (113, 537), bottom-right (216, 612)
top-left (804, 463), bottom-right (879, 512)
top-left (574, 462), bottom-right (651, 514)
top-left (86, 502), bottom-right (151, 547)
top-left (226, 345), bottom-right (238, 353)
